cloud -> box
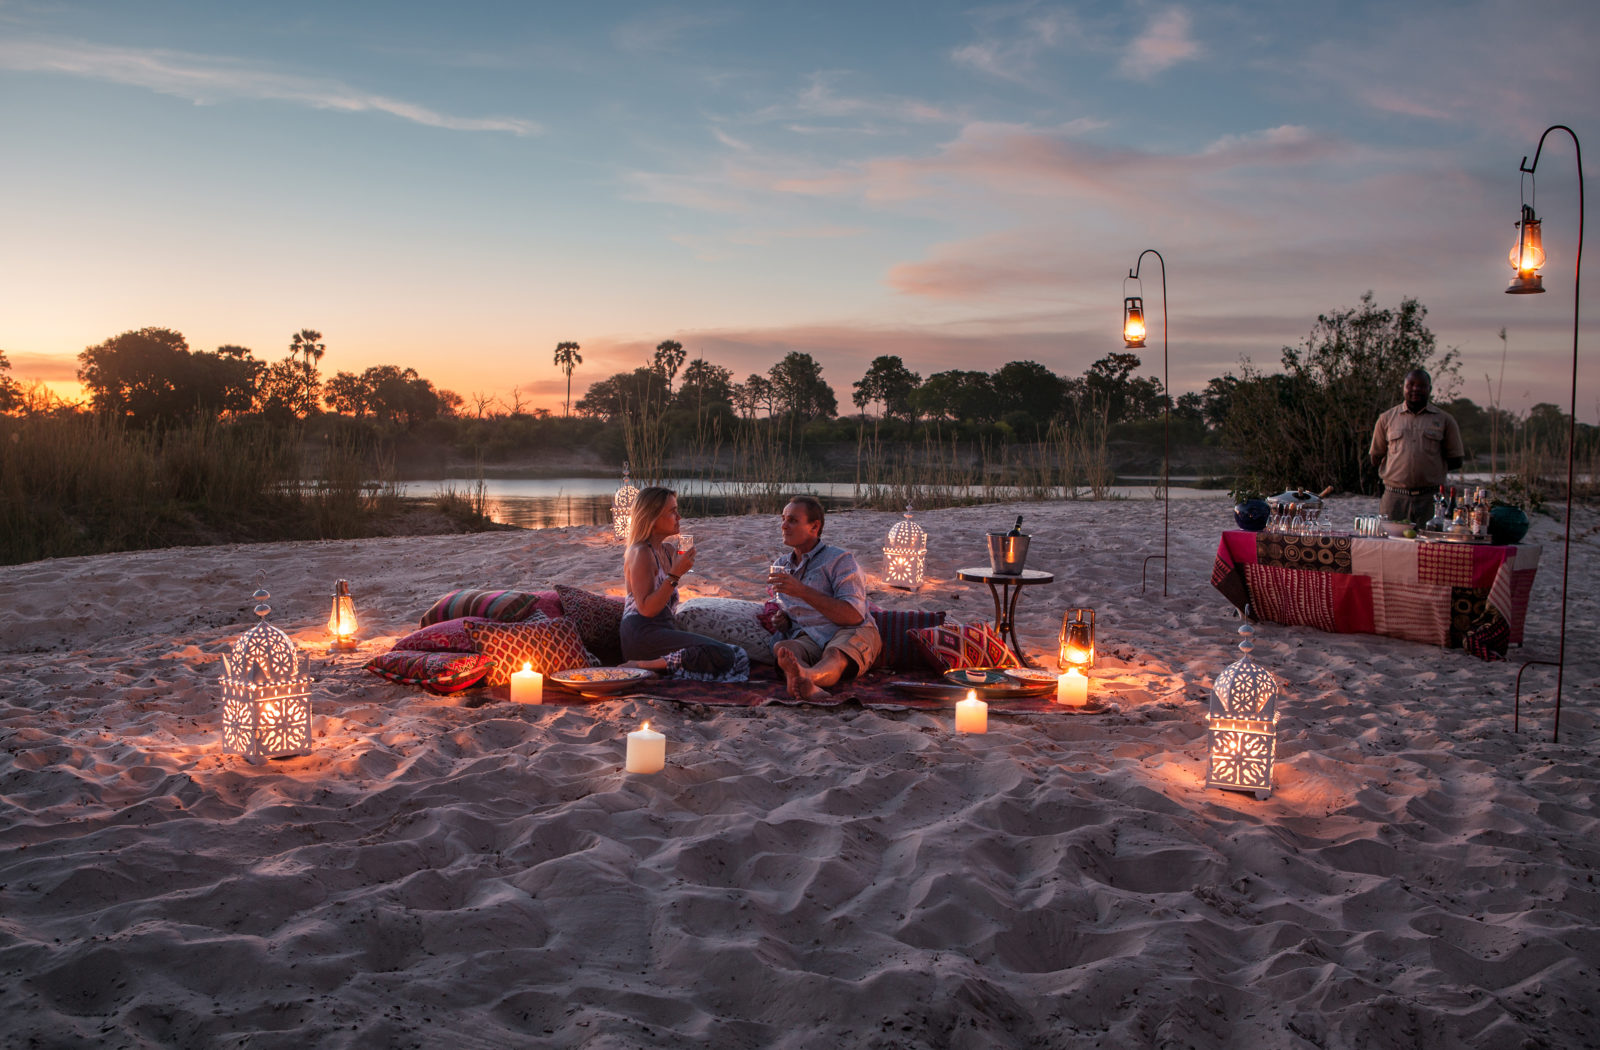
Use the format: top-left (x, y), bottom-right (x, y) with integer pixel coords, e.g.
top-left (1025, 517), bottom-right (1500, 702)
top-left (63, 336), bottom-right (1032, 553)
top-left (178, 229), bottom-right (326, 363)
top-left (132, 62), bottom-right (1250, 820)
top-left (0, 37), bottom-right (539, 135)
top-left (2, 350), bottom-right (80, 382)
top-left (950, 8), bottom-right (1092, 86)
top-left (1117, 6), bottom-right (1201, 80)
top-left (612, 9), bottom-right (732, 54)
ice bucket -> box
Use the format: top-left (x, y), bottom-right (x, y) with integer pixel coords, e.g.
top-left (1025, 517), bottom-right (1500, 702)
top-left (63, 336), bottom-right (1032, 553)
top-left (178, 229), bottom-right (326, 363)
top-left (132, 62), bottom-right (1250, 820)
top-left (986, 532), bottom-right (1030, 575)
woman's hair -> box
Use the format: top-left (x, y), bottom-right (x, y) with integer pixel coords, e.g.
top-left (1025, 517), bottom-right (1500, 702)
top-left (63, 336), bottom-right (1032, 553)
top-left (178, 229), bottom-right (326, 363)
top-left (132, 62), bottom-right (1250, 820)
top-left (627, 486), bottom-right (677, 547)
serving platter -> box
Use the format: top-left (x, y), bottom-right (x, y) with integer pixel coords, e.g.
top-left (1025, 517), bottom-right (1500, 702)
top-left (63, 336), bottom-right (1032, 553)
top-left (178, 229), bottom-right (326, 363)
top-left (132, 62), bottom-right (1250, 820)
top-left (1418, 530), bottom-right (1492, 545)
top-left (549, 666), bottom-right (655, 694)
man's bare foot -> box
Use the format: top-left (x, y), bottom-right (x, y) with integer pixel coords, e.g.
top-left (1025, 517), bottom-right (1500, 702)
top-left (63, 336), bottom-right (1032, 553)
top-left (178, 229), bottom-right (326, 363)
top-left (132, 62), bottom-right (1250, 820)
top-left (776, 647), bottom-right (806, 697)
top-left (793, 676), bottom-right (830, 701)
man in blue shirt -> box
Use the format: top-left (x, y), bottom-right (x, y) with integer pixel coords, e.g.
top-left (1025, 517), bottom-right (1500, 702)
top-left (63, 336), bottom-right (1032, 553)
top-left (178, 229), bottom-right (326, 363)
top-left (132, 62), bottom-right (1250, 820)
top-left (768, 496), bottom-right (882, 700)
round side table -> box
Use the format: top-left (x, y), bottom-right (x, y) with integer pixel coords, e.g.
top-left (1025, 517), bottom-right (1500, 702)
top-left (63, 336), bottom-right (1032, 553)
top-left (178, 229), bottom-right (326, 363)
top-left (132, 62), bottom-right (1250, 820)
top-left (955, 567), bottom-right (1055, 666)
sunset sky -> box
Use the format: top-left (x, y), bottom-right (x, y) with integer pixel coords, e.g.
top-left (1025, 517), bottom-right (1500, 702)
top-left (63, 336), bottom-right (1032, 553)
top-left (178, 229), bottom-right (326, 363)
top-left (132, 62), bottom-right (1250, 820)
top-left (2, 1), bottom-right (1595, 418)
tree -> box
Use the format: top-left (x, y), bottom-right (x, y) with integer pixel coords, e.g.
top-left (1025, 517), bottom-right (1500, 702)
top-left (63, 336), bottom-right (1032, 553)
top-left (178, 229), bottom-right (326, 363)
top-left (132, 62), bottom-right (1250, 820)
top-left (0, 351), bottom-right (22, 414)
top-left (77, 328), bottom-right (263, 427)
top-left (554, 341), bottom-right (582, 417)
top-left (288, 329), bottom-right (326, 415)
top-left (852, 355), bottom-right (921, 421)
top-left (677, 358), bottom-right (734, 412)
top-left (912, 370), bottom-right (996, 422)
top-left (653, 340), bottom-right (686, 394)
top-left (733, 373), bottom-right (775, 419)
top-left (768, 352), bottom-right (837, 421)
top-left (1223, 292), bottom-right (1457, 493)
top-left (991, 360), bottom-right (1067, 429)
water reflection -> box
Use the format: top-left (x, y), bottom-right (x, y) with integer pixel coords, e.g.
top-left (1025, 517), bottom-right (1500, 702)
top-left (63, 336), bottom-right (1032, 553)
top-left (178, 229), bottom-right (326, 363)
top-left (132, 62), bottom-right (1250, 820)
top-left (399, 478), bottom-right (1226, 531)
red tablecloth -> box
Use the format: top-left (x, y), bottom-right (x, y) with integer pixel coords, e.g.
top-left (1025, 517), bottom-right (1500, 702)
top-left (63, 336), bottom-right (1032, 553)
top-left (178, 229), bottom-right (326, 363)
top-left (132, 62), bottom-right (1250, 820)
top-left (1210, 531), bottom-right (1540, 660)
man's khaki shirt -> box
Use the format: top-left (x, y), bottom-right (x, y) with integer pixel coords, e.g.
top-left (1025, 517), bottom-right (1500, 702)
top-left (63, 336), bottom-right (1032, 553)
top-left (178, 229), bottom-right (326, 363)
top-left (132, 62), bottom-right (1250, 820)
top-left (1370, 402), bottom-right (1464, 492)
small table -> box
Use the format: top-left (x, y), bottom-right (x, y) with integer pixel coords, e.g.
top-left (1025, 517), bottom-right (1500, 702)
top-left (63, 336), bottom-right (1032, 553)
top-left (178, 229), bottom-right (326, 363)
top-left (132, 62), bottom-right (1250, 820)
top-left (956, 567), bottom-right (1056, 665)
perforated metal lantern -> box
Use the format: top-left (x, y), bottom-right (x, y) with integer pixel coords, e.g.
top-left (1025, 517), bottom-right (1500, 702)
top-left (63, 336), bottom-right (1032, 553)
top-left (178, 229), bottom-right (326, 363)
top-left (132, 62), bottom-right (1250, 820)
top-left (220, 584), bottom-right (313, 764)
top-left (1057, 608), bottom-right (1096, 670)
top-left (1206, 623), bottom-right (1280, 798)
top-left (883, 503), bottom-right (927, 590)
top-left (611, 462), bottom-right (639, 540)
top-left (327, 578), bottom-right (358, 650)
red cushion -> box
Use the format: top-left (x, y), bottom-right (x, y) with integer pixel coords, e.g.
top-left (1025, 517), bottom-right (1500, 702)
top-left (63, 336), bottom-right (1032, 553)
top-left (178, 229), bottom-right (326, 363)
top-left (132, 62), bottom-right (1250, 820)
top-left (465, 618), bottom-right (596, 685)
top-left (364, 650), bottom-right (492, 694)
top-left (392, 615), bottom-right (509, 653)
top-left (907, 620), bottom-right (1019, 671)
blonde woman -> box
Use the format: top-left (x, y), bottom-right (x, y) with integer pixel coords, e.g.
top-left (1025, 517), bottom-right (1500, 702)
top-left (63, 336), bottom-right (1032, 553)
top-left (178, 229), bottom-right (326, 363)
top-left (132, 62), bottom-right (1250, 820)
top-left (620, 487), bottom-right (749, 681)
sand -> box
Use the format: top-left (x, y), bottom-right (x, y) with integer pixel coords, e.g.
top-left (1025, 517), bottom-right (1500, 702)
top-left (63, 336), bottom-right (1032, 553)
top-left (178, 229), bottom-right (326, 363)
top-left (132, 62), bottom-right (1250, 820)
top-left (1, 497), bottom-right (1596, 1049)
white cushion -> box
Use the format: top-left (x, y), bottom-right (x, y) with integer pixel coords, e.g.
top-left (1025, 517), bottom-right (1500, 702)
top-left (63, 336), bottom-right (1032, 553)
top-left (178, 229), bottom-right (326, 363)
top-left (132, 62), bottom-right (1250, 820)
top-left (675, 598), bottom-right (775, 664)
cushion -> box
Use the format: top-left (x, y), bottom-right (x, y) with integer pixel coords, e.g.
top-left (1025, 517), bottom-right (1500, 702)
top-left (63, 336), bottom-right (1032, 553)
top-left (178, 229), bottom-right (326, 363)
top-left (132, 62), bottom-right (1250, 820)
top-left (392, 615), bottom-right (517, 653)
top-left (675, 598), bottom-right (775, 664)
top-left (553, 584), bottom-right (626, 665)
top-left (364, 650), bottom-right (492, 694)
top-left (419, 588), bottom-right (560, 627)
top-left (908, 620), bottom-right (1019, 672)
top-left (465, 618), bottom-right (597, 686)
top-left (869, 607), bottom-right (946, 671)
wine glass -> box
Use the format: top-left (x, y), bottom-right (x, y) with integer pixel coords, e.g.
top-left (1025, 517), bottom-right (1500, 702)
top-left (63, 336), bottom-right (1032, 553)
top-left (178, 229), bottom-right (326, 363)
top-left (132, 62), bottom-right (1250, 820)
top-left (767, 555), bottom-right (792, 597)
top-left (672, 530), bottom-right (696, 573)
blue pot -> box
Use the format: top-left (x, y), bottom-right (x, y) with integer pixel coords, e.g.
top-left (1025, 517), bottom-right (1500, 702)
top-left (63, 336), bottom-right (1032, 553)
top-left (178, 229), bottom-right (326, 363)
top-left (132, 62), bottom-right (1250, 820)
top-left (1234, 499), bottom-right (1270, 532)
top-left (1489, 506), bottom-right (1530, 545)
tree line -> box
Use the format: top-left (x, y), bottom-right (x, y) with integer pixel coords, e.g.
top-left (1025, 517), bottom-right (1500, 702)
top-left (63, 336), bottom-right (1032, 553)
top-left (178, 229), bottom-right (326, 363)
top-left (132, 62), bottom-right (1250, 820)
top-left (2, 291), bottom-right (1594, 496)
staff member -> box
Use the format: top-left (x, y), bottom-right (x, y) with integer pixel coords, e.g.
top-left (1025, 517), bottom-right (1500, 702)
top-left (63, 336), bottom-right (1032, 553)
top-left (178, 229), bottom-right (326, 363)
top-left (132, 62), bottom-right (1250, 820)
top-left (1369, 368), bottom-right (1464, 526)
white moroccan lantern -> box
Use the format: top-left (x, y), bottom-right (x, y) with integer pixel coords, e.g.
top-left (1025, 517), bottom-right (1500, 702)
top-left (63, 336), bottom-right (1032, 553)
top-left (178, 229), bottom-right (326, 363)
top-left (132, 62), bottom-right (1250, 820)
top-left (1206, 623), bottom-right (1280, 799)
top-left (883, 503), bottom-right (927, 590)
top-left (611, 461), bottom-right (639, 540)
top-left (220, 582), bottom-right (313, 764)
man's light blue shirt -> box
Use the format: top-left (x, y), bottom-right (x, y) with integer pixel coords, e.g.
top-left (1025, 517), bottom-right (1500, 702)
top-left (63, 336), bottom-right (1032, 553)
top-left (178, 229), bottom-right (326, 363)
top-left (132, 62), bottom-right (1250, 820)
top-left (774, 541), bottom-right (869, 646)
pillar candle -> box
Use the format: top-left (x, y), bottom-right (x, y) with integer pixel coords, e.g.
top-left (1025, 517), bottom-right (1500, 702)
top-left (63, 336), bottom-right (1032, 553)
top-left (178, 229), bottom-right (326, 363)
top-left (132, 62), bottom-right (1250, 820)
top-left (955, 691), bottom-right (987, 734)
top-left (626, 721), bottom-right (665, 773)
top-left (1057, 668), bottom-right (1088, 707)
top-left (510, 663), bottom-right (543, 704)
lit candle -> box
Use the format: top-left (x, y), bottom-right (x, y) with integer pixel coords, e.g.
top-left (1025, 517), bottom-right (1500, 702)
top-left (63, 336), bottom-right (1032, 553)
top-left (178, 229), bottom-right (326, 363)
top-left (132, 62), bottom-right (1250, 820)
top-left (955, 690), bottom-right (987, 734)
top-left (510, 663), bottom-right (543, 704)
top-left (626, 721), bottom-right (665, 773)
top-left (1057, 668), bottom-right (1088, 707)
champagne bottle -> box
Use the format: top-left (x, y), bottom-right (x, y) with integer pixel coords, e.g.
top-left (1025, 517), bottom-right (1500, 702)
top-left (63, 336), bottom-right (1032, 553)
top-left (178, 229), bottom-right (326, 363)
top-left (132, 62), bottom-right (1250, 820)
top-left (1007, 516), bottom-right (1024, 537)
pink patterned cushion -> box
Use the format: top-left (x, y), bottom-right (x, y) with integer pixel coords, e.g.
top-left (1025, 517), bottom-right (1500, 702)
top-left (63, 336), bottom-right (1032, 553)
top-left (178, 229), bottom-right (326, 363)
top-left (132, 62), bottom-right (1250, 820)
top-left (908, 620), bottom-right (1019, 671)
top-left (419, 588), bottom-right (561, 627)
top-left (364, 650), bottom-right (492, 694)
top-left (465, 618), bottom-right (596, 685)
top-left (393, 615), bottom-right (530, 653)
top-left (553, 584), bottom-right (625, 665)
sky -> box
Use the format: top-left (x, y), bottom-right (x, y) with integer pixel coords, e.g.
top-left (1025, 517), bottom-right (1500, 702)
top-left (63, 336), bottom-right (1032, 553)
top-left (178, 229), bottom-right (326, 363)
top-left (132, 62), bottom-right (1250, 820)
top-left (2, 0), bottom-right (1596, 419)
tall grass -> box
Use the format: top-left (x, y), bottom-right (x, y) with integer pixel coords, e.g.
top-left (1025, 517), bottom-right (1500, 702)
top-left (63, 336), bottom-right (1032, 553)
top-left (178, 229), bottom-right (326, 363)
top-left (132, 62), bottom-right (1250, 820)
top-left (0, 415), bottom-right (484, 566)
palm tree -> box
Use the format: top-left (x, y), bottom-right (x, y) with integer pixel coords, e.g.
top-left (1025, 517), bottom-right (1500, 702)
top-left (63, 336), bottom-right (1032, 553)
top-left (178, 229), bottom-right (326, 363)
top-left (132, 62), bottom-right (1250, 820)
top-left (554, 341), bottom-right (582, 417)
top-left (288, 329), bottom-right (326, 416)
top-left (653, 340), bottom-right (686, 394)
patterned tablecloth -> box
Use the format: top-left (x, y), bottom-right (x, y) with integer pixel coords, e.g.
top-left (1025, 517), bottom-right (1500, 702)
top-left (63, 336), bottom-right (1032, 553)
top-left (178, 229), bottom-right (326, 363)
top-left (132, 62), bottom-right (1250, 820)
top-left (1210, 531), bottom-right (1541, 660)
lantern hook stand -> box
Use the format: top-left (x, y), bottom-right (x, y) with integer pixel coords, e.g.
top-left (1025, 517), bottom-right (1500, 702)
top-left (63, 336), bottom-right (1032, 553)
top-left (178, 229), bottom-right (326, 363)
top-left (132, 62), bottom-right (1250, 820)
top-left (1506, 124), bottom-right (1582, 744)
top-left (1127, 249), bottom-right (1169, 597)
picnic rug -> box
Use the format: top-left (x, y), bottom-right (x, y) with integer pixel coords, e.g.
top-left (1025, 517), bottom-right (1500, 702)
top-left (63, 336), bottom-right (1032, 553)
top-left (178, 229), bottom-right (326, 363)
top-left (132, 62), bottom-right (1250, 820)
top-left (475, 664), bottom-right (1106, 715)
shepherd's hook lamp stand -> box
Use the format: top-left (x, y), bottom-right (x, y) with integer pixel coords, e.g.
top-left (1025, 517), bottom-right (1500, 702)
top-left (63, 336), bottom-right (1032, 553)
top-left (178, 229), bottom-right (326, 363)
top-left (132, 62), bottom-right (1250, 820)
top-left (1504, 124), bottom-right (1583, 744)
top-left (1124, 249), bottom-right (1169, 597)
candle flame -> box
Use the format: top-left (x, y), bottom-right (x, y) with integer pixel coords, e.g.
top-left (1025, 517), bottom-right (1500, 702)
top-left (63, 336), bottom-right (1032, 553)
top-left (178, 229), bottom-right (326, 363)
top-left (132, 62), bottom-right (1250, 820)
top-left (641, 721), bottom-right (650, 731)
top-left (965, 690), bottom-right (976, 701)
top-left (522, 662), bottom-right (532, 673)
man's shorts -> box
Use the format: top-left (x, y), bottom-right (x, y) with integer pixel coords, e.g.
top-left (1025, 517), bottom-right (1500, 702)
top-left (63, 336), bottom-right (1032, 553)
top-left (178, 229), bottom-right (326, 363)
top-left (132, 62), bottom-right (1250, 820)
top-left (781, 620), bottom-right (882, 675)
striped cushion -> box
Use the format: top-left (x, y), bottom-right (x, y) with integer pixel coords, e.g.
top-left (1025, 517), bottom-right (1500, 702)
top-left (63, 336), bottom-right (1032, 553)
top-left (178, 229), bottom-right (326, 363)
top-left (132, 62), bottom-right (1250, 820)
top-left (908, 620), bottom-right (1018, 671)
top-left (364, 650), bottom-right (492, 694)
top-left (870, 607), bottom-right (945, 671)
top-left (418, 589), bottom-right (560, 627)
top-left (393, 615), bottom-right (529, 653)
top-left (466, 618), bottom-right (597, 685)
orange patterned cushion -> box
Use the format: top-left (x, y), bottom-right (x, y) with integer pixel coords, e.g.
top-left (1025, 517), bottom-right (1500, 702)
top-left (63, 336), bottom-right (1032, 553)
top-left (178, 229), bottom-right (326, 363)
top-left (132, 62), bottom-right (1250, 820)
top-left (465, 618), bottom-right (597, 685)
top-left (907, 620), bottom-right (1019, 671)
